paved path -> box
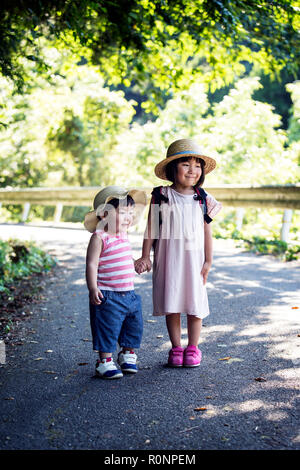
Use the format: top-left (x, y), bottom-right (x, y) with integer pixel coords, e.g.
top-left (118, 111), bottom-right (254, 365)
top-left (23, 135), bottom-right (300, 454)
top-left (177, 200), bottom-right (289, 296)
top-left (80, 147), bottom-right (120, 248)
top-left (0, 223), bottom-right (299, 451)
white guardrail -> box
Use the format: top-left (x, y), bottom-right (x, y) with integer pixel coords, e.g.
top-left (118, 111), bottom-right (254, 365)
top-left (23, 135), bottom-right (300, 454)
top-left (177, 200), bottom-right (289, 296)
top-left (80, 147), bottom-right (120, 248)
top-left (0, 185), bottom-right (299, 242)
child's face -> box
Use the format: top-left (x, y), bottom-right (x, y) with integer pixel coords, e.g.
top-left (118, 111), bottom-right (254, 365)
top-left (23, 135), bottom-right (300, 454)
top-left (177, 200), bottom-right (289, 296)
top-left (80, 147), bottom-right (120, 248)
top-left (175, 158), bottom-right (202, 187)
top-left (106, 204), bottom-right (135, 233)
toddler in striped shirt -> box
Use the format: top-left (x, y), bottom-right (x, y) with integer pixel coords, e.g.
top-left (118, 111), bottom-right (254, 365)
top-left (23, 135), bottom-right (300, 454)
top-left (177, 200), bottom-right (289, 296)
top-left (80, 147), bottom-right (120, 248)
top-left (84, 186), bottom-right (147, 379)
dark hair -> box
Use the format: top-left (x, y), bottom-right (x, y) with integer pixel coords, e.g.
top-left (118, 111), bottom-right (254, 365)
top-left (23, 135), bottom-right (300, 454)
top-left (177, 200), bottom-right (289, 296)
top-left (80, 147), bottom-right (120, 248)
top-left (165, 156), bottom-right (205, 187)
top-left (106, 195), bottom-right (135, 209)
top-left (97, 195), bottom-right (135, 220)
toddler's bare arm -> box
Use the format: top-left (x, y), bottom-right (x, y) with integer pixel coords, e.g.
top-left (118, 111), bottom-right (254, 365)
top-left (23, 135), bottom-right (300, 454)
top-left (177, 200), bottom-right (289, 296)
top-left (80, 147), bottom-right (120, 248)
top-left (86, 233), bottom-right (104, 304)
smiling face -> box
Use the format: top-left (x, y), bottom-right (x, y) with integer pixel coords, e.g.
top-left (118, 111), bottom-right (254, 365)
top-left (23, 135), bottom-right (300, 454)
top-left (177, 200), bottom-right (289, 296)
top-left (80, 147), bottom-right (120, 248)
top-left (165, 156), bottom-right (205, 189)
top-left (103, 198), bottom-right (135, 234)
top-left (115, 205), bottom-right (135, 233)
top-left (175, 157), bottom-right (202, 188)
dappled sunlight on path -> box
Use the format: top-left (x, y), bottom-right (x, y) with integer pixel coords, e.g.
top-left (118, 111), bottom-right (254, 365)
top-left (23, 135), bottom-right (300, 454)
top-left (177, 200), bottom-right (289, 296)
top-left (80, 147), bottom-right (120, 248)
top-left (0, 224), bottom-right (299, 450)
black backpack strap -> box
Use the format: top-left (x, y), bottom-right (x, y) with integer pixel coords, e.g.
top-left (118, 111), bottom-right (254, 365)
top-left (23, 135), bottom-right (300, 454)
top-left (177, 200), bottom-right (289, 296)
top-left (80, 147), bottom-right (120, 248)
top-left (150, 187), bottom-right (169, 248)
top-left (151, 186), bottom-right (169, 228)
top-left (193, 187), bottom-right (212, 224)
top-left (151, 186), bottom-right (169, 205)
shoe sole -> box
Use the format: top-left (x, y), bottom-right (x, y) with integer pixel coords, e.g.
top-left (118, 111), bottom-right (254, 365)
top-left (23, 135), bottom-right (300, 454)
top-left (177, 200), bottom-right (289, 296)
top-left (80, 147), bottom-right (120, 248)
top-left (95, 370), bottom-right (123, 379)
top-left (118, 360), bottom-right (138, 374)
top-left (167, 363), bottom-right (183, 367)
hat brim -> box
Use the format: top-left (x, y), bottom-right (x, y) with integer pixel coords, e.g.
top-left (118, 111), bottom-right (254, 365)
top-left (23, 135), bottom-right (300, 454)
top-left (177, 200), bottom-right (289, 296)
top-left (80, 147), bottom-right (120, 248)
top-left (84, 211), bottom-right (99, 233)
top-left (127, 189), bottom-right (148, 207)
top-left (154, 152), bottom-right (216, 181)
top-left (84, 189), bottom-right (147, 233)
top-left (95, 188), bottom-right (147, 208)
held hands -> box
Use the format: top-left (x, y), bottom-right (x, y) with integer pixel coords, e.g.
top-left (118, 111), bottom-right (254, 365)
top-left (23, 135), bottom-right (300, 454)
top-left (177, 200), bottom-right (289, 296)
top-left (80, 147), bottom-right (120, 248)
top-left (134, 257), bottom-right (152, 275)
top-left (201, 261), bottom-right (212, 285)
top-left (89, 287), bottom-right (104, 305)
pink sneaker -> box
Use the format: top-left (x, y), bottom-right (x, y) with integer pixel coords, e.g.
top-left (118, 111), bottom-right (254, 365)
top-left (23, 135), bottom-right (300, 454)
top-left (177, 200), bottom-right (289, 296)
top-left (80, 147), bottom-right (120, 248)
top-left (168, 346), bottom-right (184, 367)
top-left (183, 345), bottom-right (202, 367)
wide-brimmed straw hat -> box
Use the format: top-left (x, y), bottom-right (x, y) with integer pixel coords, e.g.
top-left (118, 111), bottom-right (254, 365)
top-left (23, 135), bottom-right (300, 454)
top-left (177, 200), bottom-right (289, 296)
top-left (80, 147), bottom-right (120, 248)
top-left (84, 185), bottom-right (147, 233)
top-left (155, 138), bottom-right (216, 181)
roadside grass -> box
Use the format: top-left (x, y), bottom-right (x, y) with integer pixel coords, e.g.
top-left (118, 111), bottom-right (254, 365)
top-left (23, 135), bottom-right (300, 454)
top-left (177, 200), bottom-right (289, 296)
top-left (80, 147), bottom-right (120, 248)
top-left (0, 239), bottom-right (57, 342)
top-left (212, 207), bottom-right (299, 262)
top-left (215, 232), bottom-right (299, 261)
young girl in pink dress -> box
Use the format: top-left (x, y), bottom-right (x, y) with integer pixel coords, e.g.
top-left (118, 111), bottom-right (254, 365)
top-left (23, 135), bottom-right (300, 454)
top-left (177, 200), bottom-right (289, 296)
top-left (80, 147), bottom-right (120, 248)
top-left (135, 138), bottom-right (222, 367)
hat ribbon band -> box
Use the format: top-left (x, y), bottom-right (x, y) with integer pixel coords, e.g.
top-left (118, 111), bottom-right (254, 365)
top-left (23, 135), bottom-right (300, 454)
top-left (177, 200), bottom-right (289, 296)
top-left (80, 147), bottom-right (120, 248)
top-left (168, 150), bottom-right (203, 158)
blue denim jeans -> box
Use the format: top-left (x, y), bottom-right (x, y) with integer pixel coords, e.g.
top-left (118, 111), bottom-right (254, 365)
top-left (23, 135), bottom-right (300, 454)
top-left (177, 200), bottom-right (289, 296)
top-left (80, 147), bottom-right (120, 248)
top-left (89, 290), bottom-right (143, 353)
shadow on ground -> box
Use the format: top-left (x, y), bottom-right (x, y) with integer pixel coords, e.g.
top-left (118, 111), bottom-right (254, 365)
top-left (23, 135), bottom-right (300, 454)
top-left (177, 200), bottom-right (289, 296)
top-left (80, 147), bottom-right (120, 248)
top-left (0, 225), bottom-right (299, 450)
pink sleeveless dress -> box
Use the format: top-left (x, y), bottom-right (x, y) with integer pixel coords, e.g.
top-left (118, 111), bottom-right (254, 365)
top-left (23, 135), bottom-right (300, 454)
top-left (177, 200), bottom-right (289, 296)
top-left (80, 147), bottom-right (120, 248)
top-left (152, 186), bottom-right (222, 319)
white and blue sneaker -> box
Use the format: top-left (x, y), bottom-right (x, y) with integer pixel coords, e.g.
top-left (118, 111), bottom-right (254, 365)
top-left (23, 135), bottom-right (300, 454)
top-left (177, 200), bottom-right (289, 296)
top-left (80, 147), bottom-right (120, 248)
top-left (95, 358), bottom-right (123, 379)
top-left (118, 350), bottom-right (138, 374)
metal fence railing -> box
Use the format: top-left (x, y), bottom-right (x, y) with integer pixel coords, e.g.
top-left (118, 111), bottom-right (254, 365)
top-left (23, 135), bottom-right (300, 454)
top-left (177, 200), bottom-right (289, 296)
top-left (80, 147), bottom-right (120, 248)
top-left (0, 185), bottom-right (299, 242)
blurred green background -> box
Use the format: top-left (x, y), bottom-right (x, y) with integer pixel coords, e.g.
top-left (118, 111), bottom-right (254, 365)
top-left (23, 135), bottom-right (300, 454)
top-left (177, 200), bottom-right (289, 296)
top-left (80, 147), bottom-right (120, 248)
top-left (0, 1), bottom-right (299, 254)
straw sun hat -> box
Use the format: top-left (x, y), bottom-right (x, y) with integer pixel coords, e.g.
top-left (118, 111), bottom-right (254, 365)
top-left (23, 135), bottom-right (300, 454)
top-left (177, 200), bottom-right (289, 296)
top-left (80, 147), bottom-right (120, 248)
top-left (84, 185), bottom-right (147, 233)
top-left (155, 138), bottom-right (216, 181)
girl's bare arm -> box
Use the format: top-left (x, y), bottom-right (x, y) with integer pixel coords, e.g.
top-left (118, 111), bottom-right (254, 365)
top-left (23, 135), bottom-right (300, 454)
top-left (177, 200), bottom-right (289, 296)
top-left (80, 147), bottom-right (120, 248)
top-left (201, 221), bottom-right (213, 285)
top-left (86, 233), bottom-right (103, 304)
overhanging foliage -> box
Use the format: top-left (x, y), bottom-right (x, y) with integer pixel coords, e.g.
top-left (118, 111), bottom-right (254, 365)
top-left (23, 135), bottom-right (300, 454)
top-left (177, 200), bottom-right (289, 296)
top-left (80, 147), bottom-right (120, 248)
top-left (1, 0), bottom-right (299, 97)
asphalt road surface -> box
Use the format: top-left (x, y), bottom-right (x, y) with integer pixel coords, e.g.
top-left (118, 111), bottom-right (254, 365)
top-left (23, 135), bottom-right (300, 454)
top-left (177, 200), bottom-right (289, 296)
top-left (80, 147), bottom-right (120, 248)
top-left (0, 223), bottom-right (299, 451)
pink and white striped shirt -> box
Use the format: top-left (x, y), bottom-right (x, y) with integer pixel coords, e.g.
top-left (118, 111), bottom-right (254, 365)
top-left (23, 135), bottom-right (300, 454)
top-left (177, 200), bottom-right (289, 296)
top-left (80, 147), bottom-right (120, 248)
top-left (95, 230), bottom-right (135, 292)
